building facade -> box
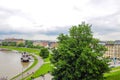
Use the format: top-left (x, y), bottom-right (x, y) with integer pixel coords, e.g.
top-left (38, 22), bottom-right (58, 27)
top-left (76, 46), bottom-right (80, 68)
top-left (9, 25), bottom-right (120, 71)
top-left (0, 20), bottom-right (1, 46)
top-left (4, 38), bottom-right (25, 45)
top-left (33, 40), bottom-right (58, 48)
top-left (103, 40), bottom-right (120, 58)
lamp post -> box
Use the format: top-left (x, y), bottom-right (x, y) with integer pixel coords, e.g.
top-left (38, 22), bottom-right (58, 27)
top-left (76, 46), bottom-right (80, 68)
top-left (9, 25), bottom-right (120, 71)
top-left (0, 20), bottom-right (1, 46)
top-left (41, 75), bottom-right (45, 80)
top-left (113, 42), bottom-right (116, 65)
top-left (22, 67), bottom-right (23, 79)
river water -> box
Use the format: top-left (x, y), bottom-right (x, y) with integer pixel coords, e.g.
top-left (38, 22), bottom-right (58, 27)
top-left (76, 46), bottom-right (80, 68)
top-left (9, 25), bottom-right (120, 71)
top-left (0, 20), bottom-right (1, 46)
top-left (0, 50), bottom-right (32, 79)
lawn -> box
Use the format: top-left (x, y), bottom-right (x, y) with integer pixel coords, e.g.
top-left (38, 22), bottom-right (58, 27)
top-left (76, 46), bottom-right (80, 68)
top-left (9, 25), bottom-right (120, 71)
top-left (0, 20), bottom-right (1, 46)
top-left (23, 63), bottom-right (53, 80)
top-left (104, 66), bottom-right (120, 80)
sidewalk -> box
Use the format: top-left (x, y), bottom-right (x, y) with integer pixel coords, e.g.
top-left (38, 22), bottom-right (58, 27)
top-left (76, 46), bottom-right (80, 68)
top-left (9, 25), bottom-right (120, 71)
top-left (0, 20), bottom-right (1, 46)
top-left (34, 73), bottom-right (53, 80)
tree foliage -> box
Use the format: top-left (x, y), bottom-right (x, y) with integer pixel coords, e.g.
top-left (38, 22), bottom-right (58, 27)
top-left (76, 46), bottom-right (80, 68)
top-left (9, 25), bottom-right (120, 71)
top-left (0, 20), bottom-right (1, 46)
top-left (40, 48), bottom-right (49, 58)
top-left (9, 42), bottom-right (16, 46)
top-left (2, 42), bottom-right (8, 46)
top-left (25, 40), bottom-right (33, 48)
top-left (51, 22), bottom-right (109, 80)
top-left (17, 43), bottom-right (25, 47)
top-left (2, 42), bottom-right (16, 46)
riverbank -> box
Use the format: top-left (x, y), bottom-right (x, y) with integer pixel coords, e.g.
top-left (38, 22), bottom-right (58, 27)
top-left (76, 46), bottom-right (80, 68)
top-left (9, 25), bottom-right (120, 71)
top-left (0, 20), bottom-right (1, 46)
top-left (0, 50), bottom-right (30, 79)
top-left (10, 54), bottom-right (39, 80)
top-left (0, 46), bottom-right (52, 80)
top-left (12, 54), bottom-right (43, 80)
top-left (0, 46), bottom-right (40, 80)
top-left (0, 48), bottom-right (11, 51)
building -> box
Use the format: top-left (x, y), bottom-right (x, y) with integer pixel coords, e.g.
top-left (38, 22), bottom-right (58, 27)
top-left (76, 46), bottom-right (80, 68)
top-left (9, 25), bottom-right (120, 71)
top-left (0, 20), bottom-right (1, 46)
top-left (4, 38), bottom-right (25, 45)
top-left (33, 41), bottom-right (49, 48)
top-left (104, 40), bottom-right (120, 58)
top-left (33, 40), bottom-right (58, 48)
top-left (104, 41), bottom-right (114, 58)
top-left (49, 42), bottom-right (58, 48)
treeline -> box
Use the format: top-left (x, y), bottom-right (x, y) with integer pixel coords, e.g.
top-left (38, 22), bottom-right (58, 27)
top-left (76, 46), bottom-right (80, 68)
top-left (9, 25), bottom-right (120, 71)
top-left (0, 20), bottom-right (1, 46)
top-left (1, 40), bottom-right (50, 58)
top-left (1, 40), bottom-right (43, 49)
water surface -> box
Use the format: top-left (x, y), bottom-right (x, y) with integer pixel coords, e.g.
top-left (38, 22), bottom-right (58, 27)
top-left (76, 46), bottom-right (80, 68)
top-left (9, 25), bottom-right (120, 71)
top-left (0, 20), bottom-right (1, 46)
top-left (0, 51), bottom-right (32, 79)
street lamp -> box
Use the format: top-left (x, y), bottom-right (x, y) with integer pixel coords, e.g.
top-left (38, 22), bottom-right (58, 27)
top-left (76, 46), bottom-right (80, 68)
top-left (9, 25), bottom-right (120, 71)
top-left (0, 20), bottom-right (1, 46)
top-left (22, 67), bottom-right (23, 79)
top-left (113, 42), bottom-right (116, 65)
top-left (41, 75), bottom-right (45, 80)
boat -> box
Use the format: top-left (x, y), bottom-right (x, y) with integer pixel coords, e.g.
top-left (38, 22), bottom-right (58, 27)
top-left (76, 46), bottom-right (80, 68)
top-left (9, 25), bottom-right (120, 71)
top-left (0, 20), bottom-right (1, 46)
top-left (21, 52), bottom-right (31, 62)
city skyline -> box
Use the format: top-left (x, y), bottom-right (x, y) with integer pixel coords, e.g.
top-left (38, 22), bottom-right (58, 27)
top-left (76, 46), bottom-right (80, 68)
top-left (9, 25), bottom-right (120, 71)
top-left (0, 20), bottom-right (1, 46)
top-left (0, 0), bottom-right (120, 40)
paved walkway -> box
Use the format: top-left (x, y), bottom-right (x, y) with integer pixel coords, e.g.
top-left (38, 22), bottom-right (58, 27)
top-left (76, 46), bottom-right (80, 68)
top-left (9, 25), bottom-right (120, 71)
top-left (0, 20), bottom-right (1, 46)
top-left (12, 54), bottom-right (43, 80)
top-left (34, 73), bottom-right (53, 80)
top-left (109, 60), bottom-right (120, 68)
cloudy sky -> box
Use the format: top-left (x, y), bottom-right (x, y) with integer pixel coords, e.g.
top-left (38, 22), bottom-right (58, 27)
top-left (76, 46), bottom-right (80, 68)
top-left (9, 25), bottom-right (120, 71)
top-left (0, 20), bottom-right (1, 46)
top-left (0, 0), bottom-right (120, 41)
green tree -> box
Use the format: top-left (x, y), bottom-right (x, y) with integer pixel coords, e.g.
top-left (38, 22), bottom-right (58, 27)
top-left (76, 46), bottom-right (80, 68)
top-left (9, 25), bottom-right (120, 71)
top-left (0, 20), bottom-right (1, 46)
top-left (2, 42), bottom-right (8, 46)
top-left (51, 22), bottom-right (109, 80)
top-left (17, 43), bottom-right (25, 47)
top-left (40, 48), bottom-right (49, 58)
top-left (25, 40), bottom-right (33, 48)
top-left (34, 45), bottom-right (43, 49)
top-left (8, 42), bottom-right (16, 46)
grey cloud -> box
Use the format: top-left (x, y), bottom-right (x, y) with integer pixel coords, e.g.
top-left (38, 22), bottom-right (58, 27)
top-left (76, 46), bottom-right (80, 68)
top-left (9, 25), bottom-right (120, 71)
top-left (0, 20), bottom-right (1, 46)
top-left (87, 11), bottom-right (120, 35)
top-left (90, 0), bottom-right (120, 7)
top-left (0, 7), bottom-right (35, 33)
top-left (41, 26), bottom-right (70, 35)
top-left (0, 7), bottom-right (18, 31)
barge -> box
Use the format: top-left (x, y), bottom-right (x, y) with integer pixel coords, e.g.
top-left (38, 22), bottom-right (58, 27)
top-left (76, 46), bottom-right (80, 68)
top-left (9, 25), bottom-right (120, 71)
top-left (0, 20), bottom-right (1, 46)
top-left (21, 52), bottom-right (31, 62)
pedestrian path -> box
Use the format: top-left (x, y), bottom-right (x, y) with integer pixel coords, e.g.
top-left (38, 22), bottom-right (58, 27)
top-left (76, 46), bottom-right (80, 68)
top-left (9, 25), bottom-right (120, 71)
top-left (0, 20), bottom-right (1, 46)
top-left (34, 73), bottom-right (53, 80)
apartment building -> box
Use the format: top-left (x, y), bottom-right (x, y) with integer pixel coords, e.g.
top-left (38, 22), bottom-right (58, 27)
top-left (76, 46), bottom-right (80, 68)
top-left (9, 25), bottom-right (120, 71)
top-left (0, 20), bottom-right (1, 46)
top-left (103, 40), bottom-right (120, 58)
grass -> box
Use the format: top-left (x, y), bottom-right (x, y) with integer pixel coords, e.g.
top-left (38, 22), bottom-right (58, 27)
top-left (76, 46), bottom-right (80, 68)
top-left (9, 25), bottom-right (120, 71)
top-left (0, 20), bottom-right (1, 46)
top-left (104, 71), bottom-right (120, 80)
top-left (44, 54), bottom-right (52, 62)
top-left (104, 66), bottom-right (120, 80)
top-left (23, 63), bottom-right (53, 80)
top-left (23, 53), bottom-right (53, 80)
top-left (111, 66), bottom-right (120, 70)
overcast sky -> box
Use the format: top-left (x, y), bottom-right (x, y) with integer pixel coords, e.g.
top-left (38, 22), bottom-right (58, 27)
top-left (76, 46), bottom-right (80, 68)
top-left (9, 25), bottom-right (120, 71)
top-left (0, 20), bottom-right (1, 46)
top-left (0, 0), bottom-right (120, 41)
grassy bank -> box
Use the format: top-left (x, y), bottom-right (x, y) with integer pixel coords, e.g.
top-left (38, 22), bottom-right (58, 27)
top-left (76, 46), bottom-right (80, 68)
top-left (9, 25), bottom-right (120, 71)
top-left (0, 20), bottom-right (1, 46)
top-left (23, 53), bottom-right (53, 80)
top-left (104, 66), bottom-right (120, 80)
top-left (23, 63), bottom-right (53, 80)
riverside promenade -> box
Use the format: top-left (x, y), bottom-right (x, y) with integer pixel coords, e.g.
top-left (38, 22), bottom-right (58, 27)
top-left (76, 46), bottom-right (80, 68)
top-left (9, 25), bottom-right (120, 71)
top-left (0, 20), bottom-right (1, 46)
top-left (11, 54), bottom-right (43, 80)
top-left (34, 73), bottom-right (53, 80)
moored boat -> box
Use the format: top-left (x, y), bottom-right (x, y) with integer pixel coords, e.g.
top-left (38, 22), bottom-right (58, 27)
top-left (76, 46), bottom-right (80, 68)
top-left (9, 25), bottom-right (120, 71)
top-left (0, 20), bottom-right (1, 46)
top-left (21, 52), bottom-right (31, 62)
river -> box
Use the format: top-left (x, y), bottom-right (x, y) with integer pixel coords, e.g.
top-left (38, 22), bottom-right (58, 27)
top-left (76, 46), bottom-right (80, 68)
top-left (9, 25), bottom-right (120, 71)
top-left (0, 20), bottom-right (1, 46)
top-left (0, 50), bottom-right (32, 79)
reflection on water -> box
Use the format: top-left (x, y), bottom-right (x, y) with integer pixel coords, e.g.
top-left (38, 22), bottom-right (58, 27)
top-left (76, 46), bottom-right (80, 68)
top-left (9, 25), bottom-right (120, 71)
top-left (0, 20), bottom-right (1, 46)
top-left (21, 62), bottom-right (30, 68)
top-left (0, 51), bottom-right (32, 79)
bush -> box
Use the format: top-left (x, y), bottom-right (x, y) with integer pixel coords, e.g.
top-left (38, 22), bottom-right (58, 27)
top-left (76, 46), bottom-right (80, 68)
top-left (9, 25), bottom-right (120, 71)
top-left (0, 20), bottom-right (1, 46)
top-left (17, 43), bottom-right (25, 47)
top-left (40, 48), bottom-right (49, 58)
